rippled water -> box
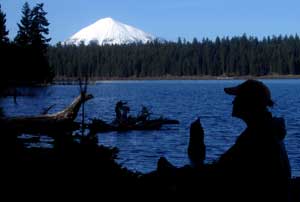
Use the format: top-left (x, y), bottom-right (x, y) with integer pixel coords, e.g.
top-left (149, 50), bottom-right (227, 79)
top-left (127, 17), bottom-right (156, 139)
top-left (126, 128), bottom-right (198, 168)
top-left (3, 79), bottom-right (300, 176)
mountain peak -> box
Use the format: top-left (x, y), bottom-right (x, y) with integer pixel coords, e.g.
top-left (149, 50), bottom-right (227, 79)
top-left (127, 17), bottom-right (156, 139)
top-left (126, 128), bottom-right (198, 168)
top-left (66, 17), bottom-right (155, 45)
top-left (94, 17), bottom-right (116, 25)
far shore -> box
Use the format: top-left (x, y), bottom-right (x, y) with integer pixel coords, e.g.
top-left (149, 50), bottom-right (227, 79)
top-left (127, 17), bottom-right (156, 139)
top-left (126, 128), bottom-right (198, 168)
top-left (53, 74), bottom-right (300, 84)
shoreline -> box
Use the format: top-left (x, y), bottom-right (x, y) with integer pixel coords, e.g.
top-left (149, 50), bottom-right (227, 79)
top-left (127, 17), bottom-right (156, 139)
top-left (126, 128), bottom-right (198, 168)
top-left (53, 74), bottom-right (300, 83)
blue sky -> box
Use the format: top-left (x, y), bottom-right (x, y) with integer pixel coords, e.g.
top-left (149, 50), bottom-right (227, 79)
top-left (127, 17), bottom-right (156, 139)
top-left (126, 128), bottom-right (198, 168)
top-left (1, 0), bottom-right (300, 44)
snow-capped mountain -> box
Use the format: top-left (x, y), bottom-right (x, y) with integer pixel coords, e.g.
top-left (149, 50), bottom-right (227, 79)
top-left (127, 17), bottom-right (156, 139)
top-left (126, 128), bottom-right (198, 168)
top-left (65, 17), bottom-right (155, 45)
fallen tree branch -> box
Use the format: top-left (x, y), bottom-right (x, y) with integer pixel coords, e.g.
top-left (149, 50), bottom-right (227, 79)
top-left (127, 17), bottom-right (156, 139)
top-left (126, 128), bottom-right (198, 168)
top-left (0, 93), bottom-right (93, 134)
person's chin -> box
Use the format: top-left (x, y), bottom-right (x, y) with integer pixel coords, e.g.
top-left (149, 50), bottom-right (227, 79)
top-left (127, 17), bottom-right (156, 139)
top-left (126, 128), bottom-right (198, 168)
top-left (232, 111), bottom-right (240, 118)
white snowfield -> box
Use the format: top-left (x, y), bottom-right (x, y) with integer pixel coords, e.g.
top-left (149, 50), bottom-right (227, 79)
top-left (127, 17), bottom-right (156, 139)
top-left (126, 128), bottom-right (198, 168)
top-left (65, 17), bottom-right (155, 45)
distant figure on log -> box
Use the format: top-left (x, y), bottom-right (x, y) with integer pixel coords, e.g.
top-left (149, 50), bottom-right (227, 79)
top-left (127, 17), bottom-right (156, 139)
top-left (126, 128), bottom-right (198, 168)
top-left (137, 105), bottom-right (151, 123)
top-left (189, 79), bottom-right (291, 201)
top-left (115, 101), bottom-right (130, 124)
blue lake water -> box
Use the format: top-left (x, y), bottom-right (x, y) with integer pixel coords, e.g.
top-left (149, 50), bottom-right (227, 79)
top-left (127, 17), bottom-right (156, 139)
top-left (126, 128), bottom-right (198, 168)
top-left (3, 79), bottom-right (300, 176)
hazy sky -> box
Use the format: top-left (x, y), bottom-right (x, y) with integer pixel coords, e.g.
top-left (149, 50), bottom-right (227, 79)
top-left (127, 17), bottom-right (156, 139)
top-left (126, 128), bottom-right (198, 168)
top-left (1, 0), bottom-right (300, 44)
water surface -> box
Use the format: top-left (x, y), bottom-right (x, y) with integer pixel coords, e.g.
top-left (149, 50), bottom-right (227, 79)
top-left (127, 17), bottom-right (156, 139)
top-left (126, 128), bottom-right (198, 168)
top-left (3, 79), bottom-right (300, 176)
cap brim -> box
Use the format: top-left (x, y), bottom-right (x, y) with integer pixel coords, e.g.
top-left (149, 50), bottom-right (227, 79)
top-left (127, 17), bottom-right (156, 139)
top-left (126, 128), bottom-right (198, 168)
top-left (224, 87), bottom-right (238, 95)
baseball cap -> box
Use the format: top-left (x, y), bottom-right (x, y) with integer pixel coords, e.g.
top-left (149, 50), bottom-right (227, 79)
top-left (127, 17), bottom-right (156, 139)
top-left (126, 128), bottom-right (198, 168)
top-left (224, 79), bottom-right (274, 107)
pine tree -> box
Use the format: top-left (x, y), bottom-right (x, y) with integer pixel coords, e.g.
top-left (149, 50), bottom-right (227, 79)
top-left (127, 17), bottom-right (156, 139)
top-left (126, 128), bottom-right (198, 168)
top-left (15, 2), bottom-right (32, 46)
top-left (30, 3), bottom-right (51, 53)
top-left (0, 4), bottom-right (10, 89)
top-left (0, 5), bottom-right (9, 116)
top-left (31, 3), bottom-right (53, 82)
top-left (0, 4), bottom-right (9, 44)
top-left (15, 2), bottom-right (53, 83)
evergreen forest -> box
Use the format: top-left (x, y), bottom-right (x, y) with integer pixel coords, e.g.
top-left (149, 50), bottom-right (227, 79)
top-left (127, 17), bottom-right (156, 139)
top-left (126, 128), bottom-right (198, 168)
top-left (49, 35), bottom-right (300, 79)
top-left (2, 2), bottom-right (300, 83)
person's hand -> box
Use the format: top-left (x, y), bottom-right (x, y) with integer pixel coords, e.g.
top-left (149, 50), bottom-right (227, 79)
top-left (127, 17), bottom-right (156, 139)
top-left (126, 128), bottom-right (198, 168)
top-left (188, 117), bottom-right (205, 167)
top-left (190, 117), bottom-right (204, 139)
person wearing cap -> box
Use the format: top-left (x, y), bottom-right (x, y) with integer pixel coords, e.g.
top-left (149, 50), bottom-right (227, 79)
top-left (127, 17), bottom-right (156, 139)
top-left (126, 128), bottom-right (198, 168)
top-left (189, 79), bottom-right (291, 201)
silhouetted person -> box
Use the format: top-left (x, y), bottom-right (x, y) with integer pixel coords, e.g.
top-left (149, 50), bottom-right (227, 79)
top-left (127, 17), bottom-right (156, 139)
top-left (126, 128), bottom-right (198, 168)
top-left (115, 101), bottom-right (123, 121)
top-left (154, 80), bottom-right (291, 200)
top-left (189, 79), bottom-right (291, 201)
top-left (115, 101), bottom-right (130, 124)
top-left (137, 105), bottom-right (151, 122)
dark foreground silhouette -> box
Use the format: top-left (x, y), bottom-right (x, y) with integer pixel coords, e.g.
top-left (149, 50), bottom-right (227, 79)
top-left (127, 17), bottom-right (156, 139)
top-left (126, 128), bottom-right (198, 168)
top-left (2, 120), bottom-right (299, 201)
top-left (1, 80), bottom-right (299, 201)
top-left (146, 80), bottom-right (297, 201)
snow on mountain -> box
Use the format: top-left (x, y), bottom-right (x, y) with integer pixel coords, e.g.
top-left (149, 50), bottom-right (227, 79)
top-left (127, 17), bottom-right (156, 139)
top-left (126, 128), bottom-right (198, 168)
top-left (65, 17), bottom-right (155, 45)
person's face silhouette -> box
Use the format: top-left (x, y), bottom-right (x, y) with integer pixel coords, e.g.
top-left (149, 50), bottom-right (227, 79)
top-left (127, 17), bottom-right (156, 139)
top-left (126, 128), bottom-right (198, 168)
top-left (232, 95), bottom-right (248, 119)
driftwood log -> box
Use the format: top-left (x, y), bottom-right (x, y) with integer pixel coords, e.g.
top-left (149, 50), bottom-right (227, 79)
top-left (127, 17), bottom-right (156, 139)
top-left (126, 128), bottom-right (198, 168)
top-left (88, 118), bottom-right (179, 132)
top-left (0, 93), bottom-right (93, 134)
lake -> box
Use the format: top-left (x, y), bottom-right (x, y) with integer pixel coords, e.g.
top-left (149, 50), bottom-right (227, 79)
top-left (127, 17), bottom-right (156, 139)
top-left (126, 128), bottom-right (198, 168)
top-left (3, 79), bottom-right (300, 177)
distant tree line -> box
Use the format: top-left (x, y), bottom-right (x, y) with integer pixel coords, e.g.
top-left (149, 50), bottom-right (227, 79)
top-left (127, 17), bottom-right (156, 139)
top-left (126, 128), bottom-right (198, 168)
top-left (49, 35), bottom-right (300, 78)
top-left (2, 2), bottom-right (300, 81)
top-left (0, 2), bottom-right (53, 87)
